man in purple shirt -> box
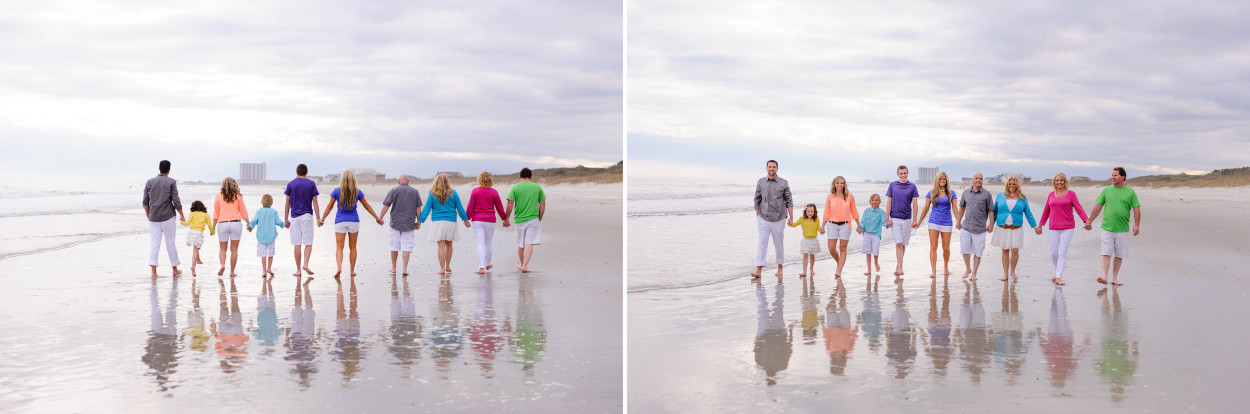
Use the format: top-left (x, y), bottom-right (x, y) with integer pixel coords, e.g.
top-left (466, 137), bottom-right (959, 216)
top-left (284, 163), bottom-right (321, 277)
top-left (884, 165), bottom-right (920, 277)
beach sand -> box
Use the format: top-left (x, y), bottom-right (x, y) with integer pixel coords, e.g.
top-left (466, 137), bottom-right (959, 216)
top-left (628, 185), bottom-right (1250, 412)
top-left (0, 182), bottom-right (622, 413)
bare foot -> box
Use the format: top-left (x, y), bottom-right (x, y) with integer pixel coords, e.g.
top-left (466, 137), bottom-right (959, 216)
top-left (1011, 273), bottom-right (1019, 281)
top-left (334, 270), bottom-right (342, 279)
top-left (944, 270), bottom-right (951, 275)
top-left (774, 270), bottom-right (783, 277)
top-left (172, 269), bottom-right (182, 277)
top-left (191, 270), bottom-right (197, 277)
top-left (230, 273), bottom-right (237, 278)
top-left (218, 268), bottom-right (225, 276)
top-left (894, 271), bottom-right (904, 276)
top-left (1052, 278), bottom-right (1065, 286)
top-left (835, 273), bottom-right (841, 279)
top-left (799, 273), bottom-right (806, 277)
top-left (268, 270), bottom-right (275, 276)
top-left (476, 268), bottom-right (486, 275)
top-left (486, 265), bottom-right (494, 270)
top-left (517, 264), bottom-right (524, 272)
top-left (303, 267), bottom-right (315, 275)
top-left (292, 271), bottom-right (302, 277)
top-left (751, 272), bottom-right (762, 278)
top-left (438, 269), bottom-right (446, 275)
top-left (999, 276), bottom-right (1008, 281)
top-left (402, 272), bottom-right (408, 277)
top-left (1111, 280), bottom-right (1123, 286)
top-left (521, 266), bottom-right (530, 273)
top-left (876, 264), bottom-right (882, 272)
top-left (963, 270), bottom-right (971, 278)
top-left (864, 271), bottom-right (872, 276)
top-left (969, 274), bottom-right (977, 281)
top-left (445, 267), bottom-right (452, 273)
top-left (351, 272), bottom-right (357, 277)
top-left (930, 273), bottom-right (936, 279)
top-left (1097, 277), bottom-right (1108, 284)
top-left (389, 269), bottom-right (397, 275)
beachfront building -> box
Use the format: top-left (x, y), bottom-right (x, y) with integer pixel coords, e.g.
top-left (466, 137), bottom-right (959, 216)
top-left (438, 171), bottom-right (465, 178)
top-left (240, 162), bottom-right (266, 184)
top-left (997, 172), bottom-right (1031, 183)
top-left (917, 167), bottom-right (939, 185)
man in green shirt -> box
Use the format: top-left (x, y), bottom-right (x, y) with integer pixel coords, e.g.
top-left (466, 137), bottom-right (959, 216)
top-left (504, 168), bottom-right (547, 273)
top-left (1084, 167), bottom-right (1142, 286)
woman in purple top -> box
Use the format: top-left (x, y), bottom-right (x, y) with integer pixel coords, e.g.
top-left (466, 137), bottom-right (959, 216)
top-left (1034, 173), bottom-right (1089, 285)
top-left (466, 172), bottom-right (510, 274)
top-left (916, 172), bottom-right (959, 279)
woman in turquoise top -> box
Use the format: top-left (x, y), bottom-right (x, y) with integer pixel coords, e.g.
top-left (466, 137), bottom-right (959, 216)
top-left (991, 176), bottom-right (1037, 281)
top-left (419, 174), bottom-right (471, 275)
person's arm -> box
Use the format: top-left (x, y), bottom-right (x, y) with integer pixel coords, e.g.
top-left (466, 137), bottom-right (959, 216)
top-left (910, 197), bottom-right (920, 228)
top-left (378, 204), bottom-right (390, 221)
top-left (284, 195), bottom-right (292, 228)
top-left (455, 192), bottom-right (470, 228)
top-left (206, 216), bottom-right (215, 235)
top-left (312, 194), bottom-right (322, 226)
top-left (956, 193), bottom-right (966, 230)
top-left (171, 181), bottom-right (184, 222)
top-left (493, 192), bottom-right (507, 224)
top-left (1024, 197), bottom-right (1038, 229)
top-left (360, 197), bottom-right (383, 225)
top-left (142, 181), bottom-right (152, 219)
top-left (1037, 194), bottom-right (1052, 234)
top-left (1132, 207), bottom-right (1141, 236)
top-left (948, 194), bottom-right (960, 226)
top-left (418, 195), bottom-right (433, 224)
top-left (503, 200), bottom-right (514, 227)
top-left (986, 196), bottom-right (996, 233)
top-left (1072, 193), bottom-right (1090, 223)
top-left (754, 182), bottom-right (763, 216)
top-left (538, 200), bottom-right (546, 221)
top-left (916, 195), bottom-right (932, 223)
top-left (239, 198), bottom-right (249, 224)
top-left (885, 195), bottom-right (893, 228)
top-left (320, 197), bottom-right (336, 226)
top-left (1085, 204), bottom-right (1102, 230)
top-left (783, 185), bottom-right (793, 225)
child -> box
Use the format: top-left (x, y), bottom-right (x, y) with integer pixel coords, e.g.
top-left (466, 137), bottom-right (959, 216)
top-left (248, 194), bottom-right (285, 277)
top-left (789, 203), bottom-right (824, 278)
top-left (857, 194), bottom-right (887, 276)
top-left (180, 200), bottom-right (215, 277)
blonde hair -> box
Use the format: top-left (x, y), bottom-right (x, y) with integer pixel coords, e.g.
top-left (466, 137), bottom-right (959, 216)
top-left (261, 194), bottom-right (273, 207)
top-left (1052, 173), bottom-right (1069, 191)
top-left (220, 177), bottom-right (241, 203)
top-left (829, 176), bottom-right (849, 200)
top-left (339, 170), bottom-right (358, 210)
top-left (1004, 176), bottom-right (1026, 200)
top-left (431, 174), bottom-right (452, 203)
top-left (869, 193), bottom-right (881, 203)
top-left (477, 171), bottom-right (493, 188)
top-left (929, 171), bottom-right (951, 200)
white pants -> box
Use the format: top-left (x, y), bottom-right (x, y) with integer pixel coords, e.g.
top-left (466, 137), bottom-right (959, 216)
top-left (1048, 229), bottom-right (1074, 279)
top-left (472, 221), bottom-right (496, 268)
top-left (756, 216), bottom-right (785, 267)
top-left (148, 218), bottom-right (180, 267)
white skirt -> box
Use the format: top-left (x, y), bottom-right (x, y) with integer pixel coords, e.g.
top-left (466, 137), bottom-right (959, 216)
top-left (991, 226), bottom-right (1025, 249)
top-left (427, 221), bottom-right (461, 242)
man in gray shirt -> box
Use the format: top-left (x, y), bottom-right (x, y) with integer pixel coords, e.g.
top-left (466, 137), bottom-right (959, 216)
top-left (955, 172), bottom-right (995, 280)
top-left (752, 160), bottom-right (794, 278)
top-left (142, 160), bottom-right (185, 278)
top-left (379, 174), bottom-right (423, 276)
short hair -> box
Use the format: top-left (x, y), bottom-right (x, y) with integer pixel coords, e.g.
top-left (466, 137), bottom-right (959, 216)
top-left (159, 160), bottom-right (171, 174)
top-left (296, 164), bottom-right (308, 176)
top-left (897, 165), bottom-right (908, 172)
top-left (869, 193), bottom-right (882, 202)
top-left (477, 171), bottom-right (493, 188)
top-left (190, 200), bottom-right (207, 213)
top-left (520, 168), bottom-right (533, 179)
top-left (766, 160), bottom-right (778, 167)
top-left (1113, 166), bottom-right (1127, 178)
top-left (261, 194), bottom-right (273, 207)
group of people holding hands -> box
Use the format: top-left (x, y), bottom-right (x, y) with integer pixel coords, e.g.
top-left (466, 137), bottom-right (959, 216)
top-left (143, 161), bottom-right (547, 279)
top-left (753, 161), bottom-right (1142, 286)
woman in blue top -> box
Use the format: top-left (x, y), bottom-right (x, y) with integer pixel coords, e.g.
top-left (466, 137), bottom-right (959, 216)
top-left (419, 174), bottom-right (471, 275)
top-left (916, 171), bottom-right (959, 279)
top-left (991, 176), bottom-right (1037, 281)
top-left (319, 170), bottom-right (383, 279)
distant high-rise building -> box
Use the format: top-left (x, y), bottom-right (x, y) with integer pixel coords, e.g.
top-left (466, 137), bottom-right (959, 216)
top-left (917, 167), bottom-right (939, 185)
top-left (240, 162), bottom-right (266, 184)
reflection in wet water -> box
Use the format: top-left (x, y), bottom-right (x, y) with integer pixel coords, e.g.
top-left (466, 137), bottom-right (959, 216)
top-left (470, 275), bottom-right (507, 378)
top-left (253, 278), bottom-right (280, 353)
top-left (798, 279), bottom-right (820, 346)
top-left (285, 278), bottom-right (318, 388)
top-left (513, 275), bottom-right (547, 375)
top-left (144, 277), bottom-right (180, 392)
top-left (886, 281), bottom-right (916, 379)
top-left (430, 276), bottom-right (463, 379)
top-left (1039, 287), bottom-right (1078, 388)
top-left (1098, 288), bottom-right (1138, 402)
top-left (753, 279), bottom-right (791, 385)
top-left (957, 281), bottom-right (991, 384)
top-left (214, 278), bottom-right (248, 374)
top-left (993, 282), bottom-right (1032, 385)
top-left (823, 279), bottom-right (856, 376)
top-left (387, 275), bottom-right (423, 377)
top-left (334, 278), bottom-right (366, 385)
top-left (860, 277), bottom-right (883, 353)
top-left (925, 279), bottom-right (953, 377)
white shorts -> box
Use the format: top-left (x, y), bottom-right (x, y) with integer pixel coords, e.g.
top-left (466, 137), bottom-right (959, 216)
top-left (427, 221), bottom-right (460, 242)
top-left (334, 221), bottom-right (360, 234)
top-left (390, 227), bottom-right (415, 252)
top-left (800, 237), bottom-right (820, 255)
top-left (992, 226), bottom-right (1025, 249)
top-left (217, 221), bottom-right (243, 242)
top-left (186, 230), bottom-right (205, 248)
top-left (515, 219), bottom-right (542, 247)
top-left (289, 214), bottom-right (315, 246)
top-left (1100, 230), bottom-right (1130, 258)
top-left (960, 230), bottom-right (986, 257)
top-left (862, 233), bottom-right (881, 256)
top-left (928, 223), bottom-right (953, 233)
top-left (891, 218), bottom-right (913, 245)
top-left (824, 222), bottom-right (852, 240)
top-left (257, 243), bottom-right (275, 257)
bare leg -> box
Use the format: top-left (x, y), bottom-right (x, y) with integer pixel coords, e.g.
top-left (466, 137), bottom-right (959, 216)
top-left (438, 241), bottom-right (450, 274)
top-left (229, 240), bottom-right (240, 277)
top-left (874, 256), bottom-right (881, 273)
top-left (348, 232), bottom-right (359, 277)
top-left (334, 232), bottom-right (346, 278)
top-left (301, 245), bottom-right (315, 275)
top-left (1111, 257), bottom-right (1124, 285)
top-left (752, 266), bottom-right (763, 278)
top-left (799, 254), bottom-right (808, 277)
top-left (971, 256), bottom-right (982, 280)
top-left (191, 248), bottom-right (200, 277)
top-left (827, 238), bottom-right (839, 273)
top-left (940, 231), bottom-right (953, 275)
top-left (962, 253), bottom-right (971, 278)
top-left (401, 251), bottom-right (411, 276)
top-left (259, 257), bottom-right (266, 276)
top-left (293, 246), bottom-right (303, 276)
top-left (865, 255), bottom-right (872, 275)
top-left (1000, 249), bottom-right (1010, 281)
top-left (150, 265), bottom-right (158, 278)
top-left (267, 256), bottom-right (275, 275)
top-left (1099, 255), bottom-right (1111, 283)
top-left (521, 244), bottom-right (535, 273)
top-left (894, 244), bottom-right (906, 276)
top-left (928, 229), bottom-right (939, 278)
top-left (446, 242), bottom-right (454, 273)
top-left (774, 263), bottom-right (782, 277)
top-left (218, 241), bottom-right (228, 276)
top-left (836, 239), bottom-right (849, 276)
top-left (517, 247), bottom-right (525, 272)
top-left (1009, 248), bottom-right (1020, 280)
top-left (390, 251), bottom-right (398, 274)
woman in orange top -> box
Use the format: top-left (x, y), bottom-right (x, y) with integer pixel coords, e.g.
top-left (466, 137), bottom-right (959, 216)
top-left (821, 176), bottom-right (860, 278)
top-left (213, 177), bottom-right (249, 278)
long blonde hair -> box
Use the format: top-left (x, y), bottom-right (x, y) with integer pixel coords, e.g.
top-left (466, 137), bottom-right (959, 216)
top-left (1004, 176), bottom-right (1026, 200)
top-left (220, 177), bottom-right (241, 203)
top-left (1052, 173), bottom-right (1069, 192)
top-left (929, 171), bottom-right (951, 200)
top-left (477, 171), bottom-right (493, 188)
top-left (431, 174), bottom-right (452, 203)
top-left (829, 176), bottom-right (849, 200)
top-left (339, 169), bottom-right (358, 210)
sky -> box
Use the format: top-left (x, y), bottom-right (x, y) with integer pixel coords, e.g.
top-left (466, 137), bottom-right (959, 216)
top-left (628, 0), bottom-right (1250, 184)
top-left (0, 0), bottom-right (622, 185)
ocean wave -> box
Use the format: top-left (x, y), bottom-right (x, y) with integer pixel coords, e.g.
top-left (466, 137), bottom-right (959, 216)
top-left (0, 208), bottom-right (135, 218)
top-left (0, 230), bottom-right (146, 261)
top-left (627, 206), bottom-right (753, 217)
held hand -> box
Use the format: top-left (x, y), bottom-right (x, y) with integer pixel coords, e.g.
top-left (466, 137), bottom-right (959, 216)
top-left (414, 222), bottom-right (421, 230)
top-left (857, 227), bottom-right (863, 234)
top-left (1034, 226), bottom-right (1042, 235)
top-left (1084, 223), bottom-right (1092, 231)
top-left (376, 217), bottom-right (384, 225)
top-left (502, 219), bottom-right (511, 228)
top-left (986, 224), bottom-right (994, 233)
top-left (1132, 225), bottom-right (1140, 236)
top-left (955, 222), bottom-right (962, 230)
top-left (463, 220), bottom-right (471, 228)
top-left (819, 229), bottom-right (826, 235)
top-left (284, 220), bottom-right (291, 228)
top-left (247, 226), bottom-right (253, 233)
top-left (886, 220), bottom-right (892, 228)
top-left (911, 221), bottom-right (919, 229)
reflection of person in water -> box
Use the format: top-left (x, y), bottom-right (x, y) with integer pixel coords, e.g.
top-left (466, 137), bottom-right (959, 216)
top-left (859, 276), bottom-right (883, 352)
top-left (143, 277), bottom-right (180, 392)
top-left (431, 276), bottom-right (464, 378)
top-left (1038, 288), bottom-right (1079, 389)
top-left (1097, 288), bottom-right (1138, 402)
top-left (252, 278), bottom-right (280, 351)
top-left (469, 275), bottom-right (507, 378)
top-left (512, 274), bottom-right (547, 376)
top-left (183, 278), bottom-right (210, 352)
top-left (925, 278), bottom-right (953, 377)
top-left (956, 281), bottom-right (991, 383)
top-left (388, 274), bottom-right (423, 377)
top-left (823, 278), bottom-right (857, 376)
top-left (886, 281), bottom-right (916, 379)
top-left (285, 278), bottom-right (318, 388)
top-left (214, 278), bottom-right (248, 373)
top-left (797, 278), bottom-right (820, 345)
top-left (992, 281), bottom-right (1032, 385)
top-left (334, 277), bottom-right (366, 384)
top-left (753, 279), bottom-right (791, 386)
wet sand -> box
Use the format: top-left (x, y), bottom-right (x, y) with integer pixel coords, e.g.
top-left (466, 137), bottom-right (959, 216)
top-left (629, 185), bottom-right (1250, 412)
top-left (0, 183), bottom-right (621, 413)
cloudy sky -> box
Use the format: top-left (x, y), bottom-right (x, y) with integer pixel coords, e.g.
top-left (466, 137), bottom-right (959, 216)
top-left (628, 0), bottom-right (1250, 184)
top-left (1, 0), bottom-right (621, 184)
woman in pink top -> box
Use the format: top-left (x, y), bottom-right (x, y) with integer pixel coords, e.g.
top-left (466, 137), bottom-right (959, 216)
top-left (1034, 173), bottom-right (1088, 285)
top-left (466, 172), bottom-right (509, 274)
top-left (821, 176), bottom-right (860, 278)
top-left (213, 177), bottom-right (249, 278)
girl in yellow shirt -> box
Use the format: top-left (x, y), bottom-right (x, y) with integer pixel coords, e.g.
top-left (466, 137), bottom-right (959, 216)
top-left (790, 203), bottom-right (824, 277)
top-left (180, 200), bottom-right (214, 277)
